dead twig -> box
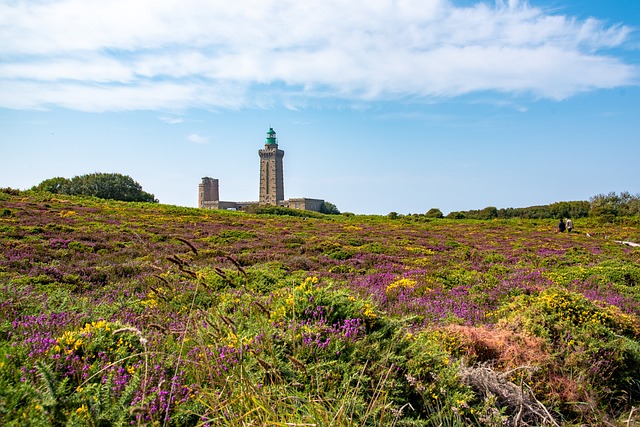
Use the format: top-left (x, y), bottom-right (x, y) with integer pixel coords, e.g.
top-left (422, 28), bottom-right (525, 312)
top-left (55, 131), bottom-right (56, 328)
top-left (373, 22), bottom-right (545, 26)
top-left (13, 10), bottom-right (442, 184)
top-left (627, 406), bottom-right (637, 427)
top-left (460, 363), bottom-right (559, 426)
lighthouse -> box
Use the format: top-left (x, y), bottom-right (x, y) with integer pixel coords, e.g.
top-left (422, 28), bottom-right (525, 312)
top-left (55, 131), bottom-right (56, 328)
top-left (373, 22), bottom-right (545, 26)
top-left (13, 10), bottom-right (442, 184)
top-left (258, 127), bottom-right (285, 205)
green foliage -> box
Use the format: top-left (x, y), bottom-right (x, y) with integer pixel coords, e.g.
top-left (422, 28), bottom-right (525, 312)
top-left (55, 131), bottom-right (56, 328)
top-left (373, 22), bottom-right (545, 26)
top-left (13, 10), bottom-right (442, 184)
top-left (447, 211), bottom-right (466, 219)
top-left (452, 201), bottom-right (591, 220)
top-left (545, 260), bottom-right (640, 288)
top-left (33, 177), bottom-right (71, 195)
top-left (436, 267), bottom-right (480, 289)
top-left (497, 288), bottom-right (640, 422)
top-left (403, 331), bottom-right (476, 422)
top-left (426, 208), bottom-right (444, 218)
top-left (280, 278), bottom-right (376, 325)
top-left (451, 207), bottom-right (500, 220)
top-left (180, 276), bottom-right (480, 427)
top-left (0, 187), bottom-right (22, 196)
top-left (589, 191), bottom-right (640, 218)
top-left (320, 201), bottom-right (340, 215)
top-left (203, 229), bottom-right (257, 244)
top-left (0, 321), bottom-right (146, 427)
top-left (0, 344), bottom-right (49, 426)
top-left (250, 205), bottom-right (324, 218)
top-left (549, 200), bottom-right (590, 219)
top-left (245, 263), bottom-right (301, 293)
top-left (3, 193), bottom-right (640, 426)
top-left (33, 173), bottom-right (157, 203)
top-left (499, 288), bottom-right (639, 339)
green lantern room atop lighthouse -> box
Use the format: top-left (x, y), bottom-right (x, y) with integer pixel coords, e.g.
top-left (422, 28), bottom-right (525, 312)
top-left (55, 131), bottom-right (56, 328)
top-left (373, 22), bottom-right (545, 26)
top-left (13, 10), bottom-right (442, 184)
top-left (265, 127), bottom-right (277, 146)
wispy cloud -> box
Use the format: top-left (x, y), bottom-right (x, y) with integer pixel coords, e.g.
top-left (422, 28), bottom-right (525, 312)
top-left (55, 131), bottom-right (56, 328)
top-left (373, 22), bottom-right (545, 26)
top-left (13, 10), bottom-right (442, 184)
top-left (187, 133), bottom-right (209, 144)
top-left (0, 0), bottom-right (637, 111)
top-left (160, 116), bottom-right (185, 124)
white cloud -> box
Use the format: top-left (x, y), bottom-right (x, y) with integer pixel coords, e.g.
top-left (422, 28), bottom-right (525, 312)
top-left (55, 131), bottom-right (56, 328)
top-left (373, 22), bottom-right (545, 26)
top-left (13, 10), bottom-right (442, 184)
top-left (160, 116), bottom-right (184, 124)
top-left (187, 133), bottom-right (209, 144)
top-left (0, 0), bottom-right (637, 111)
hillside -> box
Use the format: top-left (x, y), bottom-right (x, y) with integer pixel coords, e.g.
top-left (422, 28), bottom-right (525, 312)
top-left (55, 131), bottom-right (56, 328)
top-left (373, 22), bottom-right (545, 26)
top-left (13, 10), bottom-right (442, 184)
top-left (2, 191), bottom-right (640, 426)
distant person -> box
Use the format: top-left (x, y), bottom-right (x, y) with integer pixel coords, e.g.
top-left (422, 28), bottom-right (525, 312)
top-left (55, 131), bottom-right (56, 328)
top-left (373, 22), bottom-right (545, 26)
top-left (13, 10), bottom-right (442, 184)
top-left (566, 218), bottom-right (574, 233)
top-left (557, 218), bottom-right (566, 233)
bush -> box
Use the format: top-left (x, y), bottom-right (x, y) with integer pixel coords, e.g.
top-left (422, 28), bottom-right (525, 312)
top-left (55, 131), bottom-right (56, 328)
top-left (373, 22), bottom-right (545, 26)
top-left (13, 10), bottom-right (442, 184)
top-left (496, 288), bottom-right (640, 423)
top-left (425, 208), bottom-right (444, 218)
top-left (447, 211), bottom-right (466, 219)
top-left (250, 205), bottom-right (324, 218)
top-left (0, 187), bottom-right (21, 196)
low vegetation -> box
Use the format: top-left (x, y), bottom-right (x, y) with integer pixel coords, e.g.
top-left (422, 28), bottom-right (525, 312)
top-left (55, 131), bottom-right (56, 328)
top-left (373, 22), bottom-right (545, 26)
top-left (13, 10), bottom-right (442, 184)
top-left (1, 188), bottom-right (640, 426)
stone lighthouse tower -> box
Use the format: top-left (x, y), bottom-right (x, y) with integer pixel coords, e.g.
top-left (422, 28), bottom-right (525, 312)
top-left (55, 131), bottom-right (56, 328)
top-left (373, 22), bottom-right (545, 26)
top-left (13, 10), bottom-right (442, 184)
top-left (258, 127), bottom-right (285, 205)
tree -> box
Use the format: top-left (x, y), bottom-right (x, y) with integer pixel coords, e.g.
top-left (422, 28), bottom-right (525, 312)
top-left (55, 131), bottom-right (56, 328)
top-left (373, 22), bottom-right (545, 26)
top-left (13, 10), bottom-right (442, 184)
top-left (425, 208), bottom-right (444, 219)
top-left (618, 191), bottom-right (640, 216)
top-left (447, 211), bottom-right (466, 219)
top-left (589, 191), bottom-right (640, 218)
top-left (320, 201), bottom-right (340, 215)
top-left (478, 206), bottom-right (498, 220)
top-left (589, 192), bottom-right (621, 218)
top-left (33, 177), bottom-right (72, 194)
top-left (33, 173), bottom-right (158, 203)
top-left (549, 201), bottom-right (590, 219)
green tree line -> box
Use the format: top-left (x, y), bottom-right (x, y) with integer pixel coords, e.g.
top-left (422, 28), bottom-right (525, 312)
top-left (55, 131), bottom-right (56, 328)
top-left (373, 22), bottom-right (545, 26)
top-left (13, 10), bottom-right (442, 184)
top-left (444, 191), bottom-right (640, 220)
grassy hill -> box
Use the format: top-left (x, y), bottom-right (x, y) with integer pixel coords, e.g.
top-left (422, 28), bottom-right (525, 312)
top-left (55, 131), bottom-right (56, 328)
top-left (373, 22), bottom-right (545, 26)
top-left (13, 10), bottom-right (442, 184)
top-left (2, 190), bottom-right (640, 426)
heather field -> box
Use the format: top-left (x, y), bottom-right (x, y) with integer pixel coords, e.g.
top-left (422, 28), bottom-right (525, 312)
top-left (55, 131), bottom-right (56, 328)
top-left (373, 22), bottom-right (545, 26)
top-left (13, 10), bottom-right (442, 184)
top-left (2, 191), bottom-right (640, 426)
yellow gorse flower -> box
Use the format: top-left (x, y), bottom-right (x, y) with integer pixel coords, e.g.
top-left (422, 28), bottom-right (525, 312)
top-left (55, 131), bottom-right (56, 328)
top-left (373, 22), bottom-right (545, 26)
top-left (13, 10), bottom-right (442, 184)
top-left (405, 246), bottom-right (435, 255)
top-left (361, 302), bottom-right (377, 320)
top-left (533, 289), bottom-right (640, 336)
top-left (385, 278), bottom-right (417, 296)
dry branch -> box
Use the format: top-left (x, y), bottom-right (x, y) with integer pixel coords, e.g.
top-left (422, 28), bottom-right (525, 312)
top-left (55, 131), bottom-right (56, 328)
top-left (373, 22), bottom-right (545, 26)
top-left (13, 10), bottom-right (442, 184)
top-left (459, 363), bottom-right (559, 427)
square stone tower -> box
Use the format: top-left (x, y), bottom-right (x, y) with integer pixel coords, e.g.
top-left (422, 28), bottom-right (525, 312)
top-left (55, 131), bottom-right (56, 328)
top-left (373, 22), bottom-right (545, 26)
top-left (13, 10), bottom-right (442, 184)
top-left (258, 127), bottom-right (285, 205)
top-left (198, 177), bottom-right (219, 208)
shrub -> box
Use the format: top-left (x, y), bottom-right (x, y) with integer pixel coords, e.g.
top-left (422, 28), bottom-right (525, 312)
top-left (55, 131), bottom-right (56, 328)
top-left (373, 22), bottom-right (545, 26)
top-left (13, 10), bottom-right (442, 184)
top-left (249, 205), bottom-right (324, 218)
top-left (425, 208), bottom-right (444, 218)
top-left (0, 187), bottom-right (21, 196)
top-left (496, 288), bottom-right (640, 423)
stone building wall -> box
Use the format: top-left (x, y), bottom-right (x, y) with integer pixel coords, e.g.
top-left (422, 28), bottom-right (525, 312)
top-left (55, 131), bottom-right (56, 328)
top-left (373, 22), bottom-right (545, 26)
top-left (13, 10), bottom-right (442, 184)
top-left (284, 198), bottom-right (325, 212)
top-left (200, 200), bottom-right (260, 211)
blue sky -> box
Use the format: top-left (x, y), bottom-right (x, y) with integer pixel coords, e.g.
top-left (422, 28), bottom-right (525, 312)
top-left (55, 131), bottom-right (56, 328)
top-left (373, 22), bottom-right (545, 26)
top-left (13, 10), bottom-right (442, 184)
top-left (1, 0), bottom-right (638, 215)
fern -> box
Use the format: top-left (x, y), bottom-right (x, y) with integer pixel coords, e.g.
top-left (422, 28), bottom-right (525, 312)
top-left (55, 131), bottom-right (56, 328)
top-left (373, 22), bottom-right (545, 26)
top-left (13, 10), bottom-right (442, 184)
top-left (77, 370), bottom-right (141, 427)
top-left (35, 360), bottom-right (69, 426)
top-left (97, 372), bottom-right (113, 416)
top-left (114, 372), bottom-right (141, 426)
